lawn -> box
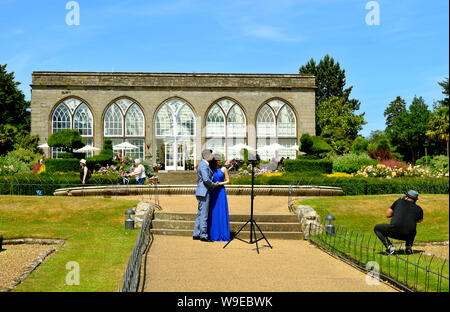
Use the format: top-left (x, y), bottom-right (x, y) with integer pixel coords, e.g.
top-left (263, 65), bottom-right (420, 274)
top-left (0, 196), bottom-right (140, 292)
top-left (296, 194), bottom-right (449, 242)
top-left (296, 194), bottom-right (449, 292)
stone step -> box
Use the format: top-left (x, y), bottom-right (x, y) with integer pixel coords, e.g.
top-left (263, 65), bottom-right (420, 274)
top-left (150, 229), bottom-right (303, 240)
top-left (153, 212), bottom-right (298, 223)
top-left (151, 220), bottom-right (301, 232)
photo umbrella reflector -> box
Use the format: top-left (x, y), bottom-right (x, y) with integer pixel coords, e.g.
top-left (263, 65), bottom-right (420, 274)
top-left (223, 155), bottom-right (272, 254)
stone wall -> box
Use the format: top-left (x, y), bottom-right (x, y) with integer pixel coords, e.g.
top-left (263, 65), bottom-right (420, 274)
top-left (31, 72), bottom-right (316, 163)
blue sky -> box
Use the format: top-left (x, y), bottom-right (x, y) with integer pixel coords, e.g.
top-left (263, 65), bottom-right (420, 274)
top-left (1, 0), bottom-right (448, 137)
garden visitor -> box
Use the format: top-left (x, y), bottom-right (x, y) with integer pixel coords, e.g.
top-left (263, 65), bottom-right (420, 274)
top-left (115, 151), bottom-right (123, 163)
top-left (374, 190), bottom-right (424, 255)
top-left (129, 159), bottom-right (146, 185)
top-left (80, 159), bottom-right (91, 185)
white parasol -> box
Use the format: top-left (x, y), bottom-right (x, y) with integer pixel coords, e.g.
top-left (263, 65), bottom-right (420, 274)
top-left (74, 145), bottom-right (101, 153)
top-left (229, 143), bottom-right (256, 151)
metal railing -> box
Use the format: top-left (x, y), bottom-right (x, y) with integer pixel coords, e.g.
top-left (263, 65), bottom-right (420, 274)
top-left (119, 210), bottom-right (153, 292)
top-left (307, 219), bottom-right (449, 292)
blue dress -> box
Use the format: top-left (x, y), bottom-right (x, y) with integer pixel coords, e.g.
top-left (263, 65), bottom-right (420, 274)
top-left (208, 167), bottom-right (230, 241)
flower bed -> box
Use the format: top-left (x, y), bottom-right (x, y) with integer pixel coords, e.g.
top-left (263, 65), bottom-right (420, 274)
top-left (356, 164), bottom-right (449, 179)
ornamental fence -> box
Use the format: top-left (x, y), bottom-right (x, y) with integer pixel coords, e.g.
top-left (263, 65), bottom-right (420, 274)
top-left (119, 210), bottom-right (153, 292)
top-left (307, 219), bottom-right (449, 292)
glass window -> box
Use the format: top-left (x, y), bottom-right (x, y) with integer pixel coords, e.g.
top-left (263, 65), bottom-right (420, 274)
top-left (104, 104), bottom-right (123, 137)
top-left (177, 104), bottom-right (195, 136)
top-left (125, 104), bottom-right (145, 137)
top-left (277, 105), bottom-right (296, 137)
top-left (127, 139), bottom-right (145, 161)
top-left (206, 138), bottom-right (225, 158)
top-left (52, 104), bottom-right (71, 133)
top-left (156, 105), bottom-right (174, 136)
top-left (227, 105), bottom-right (246, 138)
top-left (256, 100), bottom-right (298, 161)
top-left (74, 103), bottom-right (93, 136)
top-left (206, 105), bottom-right (225, 137)
top-left (257, 105), bottom-right (276, 138)
top-left (51, 98), bottom-right (95, 159)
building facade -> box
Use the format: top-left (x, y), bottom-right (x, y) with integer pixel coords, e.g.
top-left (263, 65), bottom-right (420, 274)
top-left (31, 72), bottom-right (316, 170)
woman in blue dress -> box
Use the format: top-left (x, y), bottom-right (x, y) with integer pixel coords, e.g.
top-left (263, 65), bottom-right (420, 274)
top-left (208, 154), bottom-right (230, 241)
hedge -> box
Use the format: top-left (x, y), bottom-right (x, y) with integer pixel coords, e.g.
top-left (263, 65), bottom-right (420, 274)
top-left (0, 173), bottom-right (138, 196)
top-left (230, 173), bottom-right (449, 195)
top-left (285, 159), bottom-right (333, 174)
top-left (46, 157), bottom-right (114, 173)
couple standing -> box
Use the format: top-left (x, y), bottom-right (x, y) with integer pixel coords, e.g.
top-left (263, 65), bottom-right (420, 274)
top-left (193, 149), bottom-right (230, 242)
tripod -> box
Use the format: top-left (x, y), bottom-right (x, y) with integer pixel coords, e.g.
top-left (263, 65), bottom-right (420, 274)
top-left (223, 158), bottom-right (272, 254)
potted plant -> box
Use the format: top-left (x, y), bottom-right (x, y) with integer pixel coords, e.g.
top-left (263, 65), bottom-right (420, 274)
top-left (153, 163), bottom-right (162, 173)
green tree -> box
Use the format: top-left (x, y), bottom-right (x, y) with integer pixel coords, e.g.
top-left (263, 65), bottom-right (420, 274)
top-left (0, 64), bottom-right (30, 131)
top-left (388, 96), bottom-right (431, 163)
top-left (351, 136), bottom-right (369, 154)
top-left (299, 54), bottom-right (362, 136)
top-left (384, 96), bottom-right (407, 130)
top-left (316, 96), bottom-right (366, 154)
top-left (426, 78), bottom-right (449, 156)
top-left (48, 130), bottom-right (86, 153)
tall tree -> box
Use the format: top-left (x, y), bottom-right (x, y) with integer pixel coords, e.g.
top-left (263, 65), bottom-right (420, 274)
top-left (0, 64), bottom-right (30, 131)
top-left (316, 96), bottom-right (366, 154)
top-left (299, 55), bottom-right (362, 136)
top-left (384, 96), bottom-right (407, 130)
top-left (388, 96), bottom-right (431, 163)
top-left (426, 78), bottom-right (449, 156)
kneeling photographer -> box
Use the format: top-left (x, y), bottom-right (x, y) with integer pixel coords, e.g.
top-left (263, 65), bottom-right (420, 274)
top-left (374, 190), bottom-right (424, 255)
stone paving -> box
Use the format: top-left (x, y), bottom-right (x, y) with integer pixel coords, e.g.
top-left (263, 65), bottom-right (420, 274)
top-left (139, 195), bottom-right (397, 292)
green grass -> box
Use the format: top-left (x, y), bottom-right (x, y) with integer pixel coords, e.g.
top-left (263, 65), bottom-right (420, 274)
top-left (0, 196), bottom-right (140, 292)
top-left (296, 194), bottom-right (449, 242)
top-left (297, 194), bottom-right (449, 292)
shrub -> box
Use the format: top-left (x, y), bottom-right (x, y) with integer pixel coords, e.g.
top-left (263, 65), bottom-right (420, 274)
top-left (330, 153), bottom-right (378, 174)
top-left (0, 172), bottom-right (138, 196)
top-left (429, 155), bottom-right (449, 175)
top-left (45, 159), bottom-right (80, 173)
top-left (416, 156), bottom-right (432, 166)
top-left (48, 130), bottom-right (86, 152)
top-left (300, 134), bottom-right (314, 154)
top-left (6, 148), bottom-right (42, 168)
top-left (229, 172), bottom-right (448, 195)
top-left (351, 136), bottom-right (369, 154)
top-left (285, 159), bottom-right (333, 174)
top-left (0, 155), bottom-right (31, 175)
top-left (300, 134), bottom-right (332, 157)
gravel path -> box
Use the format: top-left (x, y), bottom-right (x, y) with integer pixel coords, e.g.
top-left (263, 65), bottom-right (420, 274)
top-left (142, 235), bottom-right (396, 292)
top-left (0, 244), bottom-right (56, 291)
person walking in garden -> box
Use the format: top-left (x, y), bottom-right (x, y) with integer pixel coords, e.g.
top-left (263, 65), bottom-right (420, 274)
top-left (80, 159), bottom-right (91, 185)
top-left (374, 190), bottom-right (424, 255)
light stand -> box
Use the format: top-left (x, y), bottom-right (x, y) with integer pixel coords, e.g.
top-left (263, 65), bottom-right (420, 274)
top-left (223, 155), bottom-right (272, 254)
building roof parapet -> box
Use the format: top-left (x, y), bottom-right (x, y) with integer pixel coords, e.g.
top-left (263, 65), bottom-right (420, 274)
top-left (31, 72), bottom-right (316, 89)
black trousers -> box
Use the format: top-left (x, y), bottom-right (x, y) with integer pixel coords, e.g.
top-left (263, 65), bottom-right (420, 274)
top-left (374, 224), bottom-right (416, 248)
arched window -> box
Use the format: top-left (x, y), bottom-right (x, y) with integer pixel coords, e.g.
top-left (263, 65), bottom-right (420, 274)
top-left (256, 99), bottom-right (297, 160)
top-left (155, 98), bottom-right (196, 171)
top-left (51, 98), bottom-right (93, 158)
top-left (104, 98), bottom-right (145, 160)
top-left (205, 99), bottom-right (247, 160)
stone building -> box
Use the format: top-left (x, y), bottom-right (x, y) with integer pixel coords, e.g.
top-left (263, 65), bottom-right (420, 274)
top-left (31, 72), bottom-right (316, 170)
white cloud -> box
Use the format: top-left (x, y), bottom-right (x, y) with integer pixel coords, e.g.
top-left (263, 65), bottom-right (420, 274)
top-left (243, 24), bottom-right (305, 42)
